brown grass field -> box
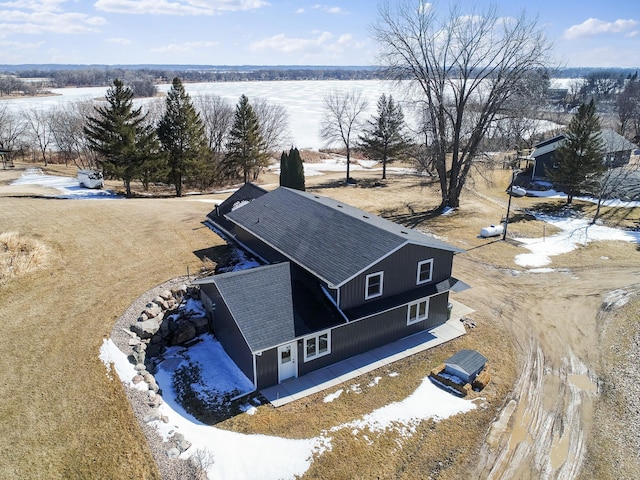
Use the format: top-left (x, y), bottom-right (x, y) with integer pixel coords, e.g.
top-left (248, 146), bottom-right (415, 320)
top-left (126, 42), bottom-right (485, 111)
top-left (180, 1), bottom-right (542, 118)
top-left (1, 160), bottom-right (638, 479)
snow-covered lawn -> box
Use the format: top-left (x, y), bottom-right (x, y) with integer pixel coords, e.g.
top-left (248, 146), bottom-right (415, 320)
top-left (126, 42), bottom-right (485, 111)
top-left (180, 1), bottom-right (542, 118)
top-left (11, 168), bottom-right (120, 198)
top-left (100, 335), bottom-right (476, 480)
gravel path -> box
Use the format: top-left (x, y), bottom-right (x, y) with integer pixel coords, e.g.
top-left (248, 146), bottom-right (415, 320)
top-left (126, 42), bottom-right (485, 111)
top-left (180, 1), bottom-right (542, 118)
top-left (110, 276), bottom-right (198, 480)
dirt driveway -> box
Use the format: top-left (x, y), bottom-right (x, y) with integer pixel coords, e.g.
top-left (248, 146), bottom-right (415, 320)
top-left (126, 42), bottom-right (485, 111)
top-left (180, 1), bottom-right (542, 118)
top-left (458, 252), bottom-right (639, 479)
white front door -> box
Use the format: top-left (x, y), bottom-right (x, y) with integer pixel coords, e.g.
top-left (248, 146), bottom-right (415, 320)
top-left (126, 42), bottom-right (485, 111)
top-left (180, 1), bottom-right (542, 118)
top-left (278, 342), bottom-right (297, 382)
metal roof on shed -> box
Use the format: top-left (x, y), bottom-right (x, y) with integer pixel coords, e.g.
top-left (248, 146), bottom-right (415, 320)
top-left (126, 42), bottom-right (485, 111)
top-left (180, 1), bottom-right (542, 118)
top-left (225, 187), bottom-right (462, 288)
top-left (444, 349), bottom-right (487, 376)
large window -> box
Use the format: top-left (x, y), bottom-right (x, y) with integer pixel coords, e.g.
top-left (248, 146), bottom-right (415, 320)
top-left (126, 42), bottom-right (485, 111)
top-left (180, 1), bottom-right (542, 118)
top-left (365, 271), bottom-right (384, 299)
top-left (416, 259), bottom-right (434, 285)
top-left (407, 298), bottom-right (430, 325)
top-left (304, 331), bottom-right (331, 361)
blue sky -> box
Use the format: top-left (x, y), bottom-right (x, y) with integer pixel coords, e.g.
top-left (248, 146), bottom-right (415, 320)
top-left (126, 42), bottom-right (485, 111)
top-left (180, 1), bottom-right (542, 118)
top-left (0, 0), bottom-right (638, 67)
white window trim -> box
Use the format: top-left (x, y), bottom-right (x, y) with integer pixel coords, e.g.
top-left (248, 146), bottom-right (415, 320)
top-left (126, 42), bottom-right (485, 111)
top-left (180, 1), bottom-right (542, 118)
top-left (416, 259), bottom-right (434, 285)
top-left (303, 330), bottom-right (331, 362)
top-left (365, 271), bottom-right (384, 300)
top-left (407, 297), bottom-right (430, 325)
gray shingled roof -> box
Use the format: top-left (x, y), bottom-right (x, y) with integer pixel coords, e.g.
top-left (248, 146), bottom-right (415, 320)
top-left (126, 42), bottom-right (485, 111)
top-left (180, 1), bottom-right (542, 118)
top-left (445, 349), bottom-right (487, 376)
top-left (225, 187), bottom-right (462, 288)
top-left (206, 183), bottom-right (268, 236)
top-left (601, 128), bottom-right (637, 152)
top-left (197, 263), bottom-right (296, 352)
top-left (531, 130), bottom-right (637, 158)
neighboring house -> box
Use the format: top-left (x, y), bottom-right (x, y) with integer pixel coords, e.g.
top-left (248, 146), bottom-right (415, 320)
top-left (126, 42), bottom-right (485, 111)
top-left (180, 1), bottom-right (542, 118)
top-left (197, 184), bottom-right (468, 391)
top-left (530, 129), bottom-right (638, 179)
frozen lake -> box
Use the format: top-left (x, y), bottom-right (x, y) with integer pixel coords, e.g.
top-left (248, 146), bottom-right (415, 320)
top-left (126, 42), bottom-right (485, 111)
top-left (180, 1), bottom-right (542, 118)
top-left (2, 77), bottom-right (576, 150)
top-left (2, 80), bottom-right (403, 150)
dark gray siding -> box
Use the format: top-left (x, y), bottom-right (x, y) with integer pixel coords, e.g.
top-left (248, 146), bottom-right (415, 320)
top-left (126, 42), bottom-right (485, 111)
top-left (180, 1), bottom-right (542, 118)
top-left (339, 244), bottom-right (454, 311)
top-left (256, 348), bottom-right (279, 390)
top-left (533, 151), bottom-right (556, 178)
top-left (200, 284), bottom-right (255, 386)
top-left (298, 291), bottom-right (450, 377)
top-left (234, 226), bottom-right (289, 264)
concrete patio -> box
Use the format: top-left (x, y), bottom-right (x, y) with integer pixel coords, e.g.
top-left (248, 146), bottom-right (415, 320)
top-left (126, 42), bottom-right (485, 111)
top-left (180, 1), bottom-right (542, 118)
top-left (260, 300), bottom-right (473, 407)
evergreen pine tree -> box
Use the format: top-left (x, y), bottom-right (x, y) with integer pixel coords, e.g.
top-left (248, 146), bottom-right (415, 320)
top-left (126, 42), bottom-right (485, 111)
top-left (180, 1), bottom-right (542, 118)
top-left (157, 77), bottom-right (209, 197)
top-left (84, 79), bottom-right (160, 197)
top-left (279, 150), bottom-right (290, 187)
top-left (225, 95), bottom-right (268, 183)
top-left (279, 147), bottom-right (305, 191)
top-left (359, 94), bottom-right (408, 180)
top-left (547, 99), bottom-right (606, 204)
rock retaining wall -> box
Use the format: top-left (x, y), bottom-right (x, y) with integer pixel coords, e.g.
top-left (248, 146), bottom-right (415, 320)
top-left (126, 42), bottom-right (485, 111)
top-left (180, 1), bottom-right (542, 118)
top-left (119, 282), bottom-right (211, 461)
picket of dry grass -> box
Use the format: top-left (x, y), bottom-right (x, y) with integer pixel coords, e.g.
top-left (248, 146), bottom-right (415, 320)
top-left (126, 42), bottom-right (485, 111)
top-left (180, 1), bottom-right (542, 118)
top-left (0, 231), bottom-right (49, 284)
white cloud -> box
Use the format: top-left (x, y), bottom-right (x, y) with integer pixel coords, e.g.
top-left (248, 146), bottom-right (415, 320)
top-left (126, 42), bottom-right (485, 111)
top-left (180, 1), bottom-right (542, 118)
top-left (0, 1), bottom-right (106, 38)
top-left (150, 40), bottom-right (219, 54)
top-left (0, 0), bottom-right (65, 12)
top-left (107, 37), bottom-right (131, 45)
top-left (564, 18), bottom-right (639, 40)
top-left (310, 4), bottom-right (346, 15)
top-left (94, 0), bottom-right (269, 16)
top-left (249, 30), bottom-right (364, 61)
top-left (295, 8), bottom-right (304, 14)
top-left (249, 31), bottom-right (334, 54)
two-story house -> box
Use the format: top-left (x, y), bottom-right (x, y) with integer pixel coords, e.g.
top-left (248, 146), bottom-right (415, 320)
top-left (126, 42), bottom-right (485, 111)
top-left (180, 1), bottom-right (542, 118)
top-left (196, 185), bottom-right (468, 390)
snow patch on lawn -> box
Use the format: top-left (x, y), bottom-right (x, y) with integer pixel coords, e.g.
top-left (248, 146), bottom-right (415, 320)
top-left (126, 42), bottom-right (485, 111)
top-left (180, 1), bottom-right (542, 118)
top-left (12, 168), bottom-right (120, 198)
top-left (514, 214), bottom-right (640, 267)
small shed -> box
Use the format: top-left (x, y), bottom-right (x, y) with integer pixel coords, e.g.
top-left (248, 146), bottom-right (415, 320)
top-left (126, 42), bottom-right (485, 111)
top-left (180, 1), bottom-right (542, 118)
top-left (444, 349), bottom-right (487, 384)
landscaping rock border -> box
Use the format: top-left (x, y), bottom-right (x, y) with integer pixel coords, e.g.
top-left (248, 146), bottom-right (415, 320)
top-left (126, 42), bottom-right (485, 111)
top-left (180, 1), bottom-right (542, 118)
top-left (109, 276), bottom-right (203, 480)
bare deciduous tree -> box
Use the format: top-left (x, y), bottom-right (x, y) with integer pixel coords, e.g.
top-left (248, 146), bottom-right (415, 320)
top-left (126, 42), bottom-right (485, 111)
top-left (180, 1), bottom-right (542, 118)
top-left (194, 94), bottom-right (234, 156)
top-left (373, 0), bottom-right (553, 208)
top-left (49, 100), bottom-right (99, 168)
top-left (252, 97), bottom-right (291, 153)
top-left (320, 90), bottom-right (368, 183)
top-left (24, 107), bottom-right (54, 166)
top-left (0, 105), bottom-right (27, 162)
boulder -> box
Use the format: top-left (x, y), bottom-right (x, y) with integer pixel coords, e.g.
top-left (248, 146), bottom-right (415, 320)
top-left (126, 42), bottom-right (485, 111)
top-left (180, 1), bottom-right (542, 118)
top-left (171, 321), bottom-right (197, 346)
top-left (160, 289), bottom-right (173, 301)
top-left (177, 439), bottom-right (192, 452)
top-left (144, 303), bottom-right (162, 319)
top-left (144, 409), bottom-right (161, 423)
top-left (146, 343), bottom-right (162, 358)
top-left (191, 316), bottom-right (209, 335)
top-left (131, 319), bottom-right (161, 339)
top-left (166, 447), bottom-right (180, 459)
top-left (133, 350), bottom-right (146, 365)
top-left (153, 296), bottom-right (169, 310)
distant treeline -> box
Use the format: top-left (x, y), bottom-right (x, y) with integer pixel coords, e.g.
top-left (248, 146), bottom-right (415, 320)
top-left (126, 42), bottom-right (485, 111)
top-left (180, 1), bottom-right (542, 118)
top-left (1, 65), bottom-right (385, 89)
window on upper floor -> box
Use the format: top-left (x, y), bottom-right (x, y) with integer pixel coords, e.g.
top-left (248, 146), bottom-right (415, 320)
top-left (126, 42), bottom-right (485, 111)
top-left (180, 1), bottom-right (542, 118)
top-left (416, 259), bottom-right (434, 285)
top-left (304, 331), bottom-right (331, 361)
top-left (365, 271), bottom-right (384, 300)
top-left (407, 297), bottom-right (430, 325)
